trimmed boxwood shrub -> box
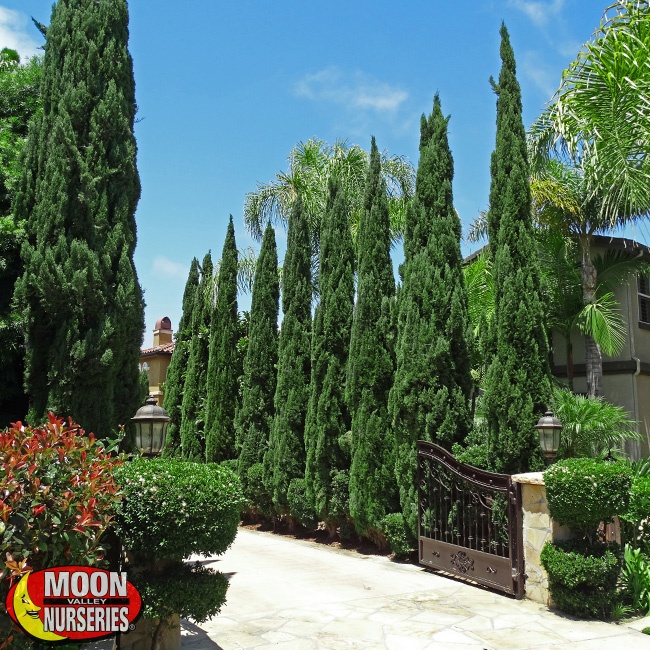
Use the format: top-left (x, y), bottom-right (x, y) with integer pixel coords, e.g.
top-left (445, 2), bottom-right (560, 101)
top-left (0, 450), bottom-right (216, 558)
top-left (114, 458), bottom-right (246, 563)
top-left (380, 513), bottom-right (414, 558)
top-left (540, 539), bottom-right (622, 618)
top-left (544, 458), bottom-right (631, 537)
top-left (133, 562), bottom-right (229, 624)
top-left (621, 476), bottom-right (650, 553)
top-left (287, 478), bottom-right (316, 529)
top-left (245, 462), bottom-right (273, 518)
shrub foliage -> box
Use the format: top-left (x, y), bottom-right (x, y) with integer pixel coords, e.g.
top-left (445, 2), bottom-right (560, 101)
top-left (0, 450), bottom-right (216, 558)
top-left (114, 458), bottom-right (245, 563)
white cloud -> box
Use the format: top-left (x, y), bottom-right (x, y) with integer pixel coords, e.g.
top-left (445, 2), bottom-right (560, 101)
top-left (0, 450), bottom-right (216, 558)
top-left (152, 255), bottom-right (188, 280)
top-left (508, 0), bottom-right (565, 28)
top-left (0, 7), bottom-right (41, 61)
top-left (521, 51), bottom-right (559, 99)
top-left (295, 67), bottom-right (408, 114)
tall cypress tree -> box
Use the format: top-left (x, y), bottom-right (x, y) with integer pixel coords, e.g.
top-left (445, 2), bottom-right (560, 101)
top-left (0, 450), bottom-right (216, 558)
top-left (263, 198), bottom-right (312, 514)
top-left (389, 95), bottom-right (473, 538)
top-left (482, 24), bottom-right (551, 474)
top-left (163, 257), bottom-right (199, 455)
top-left (346, 137), bottom-right (397, 541)
top-left (236, 222), bottom-right (279, 488)
top-left (14, 0), bottom-right (144, 437)
top-left (179, 252), bottom-right (213, 461)
top-left (205, 217), bottom-right (240, 463)
top-left (304, 178), bottom-right (355, 529)
top-left (0, 52), bottom-right (41, 426)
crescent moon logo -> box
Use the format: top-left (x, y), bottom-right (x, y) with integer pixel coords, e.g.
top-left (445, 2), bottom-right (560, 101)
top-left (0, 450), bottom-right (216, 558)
top-left (6, 566), bottom-right (142, 643)
top-left (11, 572), bottom-right (67, 642)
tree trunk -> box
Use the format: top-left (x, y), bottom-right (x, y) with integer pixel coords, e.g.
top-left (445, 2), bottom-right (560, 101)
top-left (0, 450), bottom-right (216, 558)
top-left (581, 235), bottom-right (603, 397)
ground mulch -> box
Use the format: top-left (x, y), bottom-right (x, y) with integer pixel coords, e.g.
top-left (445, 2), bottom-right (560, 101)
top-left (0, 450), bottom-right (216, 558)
top-left (239, 516), bottom-right (417, 563)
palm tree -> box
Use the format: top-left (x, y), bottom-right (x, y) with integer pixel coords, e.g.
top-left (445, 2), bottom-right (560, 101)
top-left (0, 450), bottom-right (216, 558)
top-left (537, 227), bottom-right (649, 392)
top-left (531, 160), bottom-right (649, 396)
top-left (243, 138), bottom-right (415, 260)
top-left (529, 1), bottom-right (650, 220)
top-left (465, 193), bottom-right (650, 396)
top-left (528, 2), bottom-right (650, 396)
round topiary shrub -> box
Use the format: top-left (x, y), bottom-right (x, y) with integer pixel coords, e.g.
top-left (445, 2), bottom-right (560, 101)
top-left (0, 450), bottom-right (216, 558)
top-left (114, 458), bottom-right (246, 563)
top-left (540, 539), bottom-right (622, 618)
top-left (380, 513), bottom-right (414, 559)
top-left (287, 478), bottom-right (316, 529)
top-left (544, 458), bottom-right (631, 537)
top-left (133, 562), bottom-right (229, 624)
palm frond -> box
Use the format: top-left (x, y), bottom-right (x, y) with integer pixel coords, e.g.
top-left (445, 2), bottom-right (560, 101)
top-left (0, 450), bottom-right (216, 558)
top-left (466, 211), bottom-right (488, 243)
top-left (576, 290), bottom-right (627, 356)
top-left (529, 2), bottom-right (650, 222)
top-left (593, 248), bottom-right (650, 294)
top-left (463, 253), bottom-right (494, 335)
top-left (551, 385), bottom-right (640, 458)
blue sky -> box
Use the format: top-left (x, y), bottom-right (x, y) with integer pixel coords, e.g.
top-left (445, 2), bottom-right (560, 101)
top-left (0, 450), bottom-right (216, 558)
top-left (0, 1), bottom-right (622, 341)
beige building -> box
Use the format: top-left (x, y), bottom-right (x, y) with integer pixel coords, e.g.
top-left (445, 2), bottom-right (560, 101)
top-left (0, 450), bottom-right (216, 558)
top-left (551, 235), bottom-right (650, 458)
top-left (139, 316), bottom-right (175, 406)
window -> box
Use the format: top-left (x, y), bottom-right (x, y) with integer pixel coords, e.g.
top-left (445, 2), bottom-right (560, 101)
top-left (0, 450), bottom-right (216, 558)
top-left (639, 275), bottom-right (650, 324)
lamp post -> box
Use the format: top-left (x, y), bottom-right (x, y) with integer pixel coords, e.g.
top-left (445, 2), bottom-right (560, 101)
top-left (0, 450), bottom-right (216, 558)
top-left (131, 396), bottom-right (170, 457)
top-left (535, 410), bottom-right (562, 465)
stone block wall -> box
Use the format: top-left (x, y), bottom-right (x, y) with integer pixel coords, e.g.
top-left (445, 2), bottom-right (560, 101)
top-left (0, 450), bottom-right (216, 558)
top-left (511, 472), bottom-right (572, 606)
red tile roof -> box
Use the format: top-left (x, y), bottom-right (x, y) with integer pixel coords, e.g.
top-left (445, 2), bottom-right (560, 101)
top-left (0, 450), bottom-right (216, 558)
top-left (140, 342), bottom-right (175, 357)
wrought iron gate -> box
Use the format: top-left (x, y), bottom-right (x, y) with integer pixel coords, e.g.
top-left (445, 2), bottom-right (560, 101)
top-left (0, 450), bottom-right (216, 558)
top-left (417, 440), bottom-right (525, 598)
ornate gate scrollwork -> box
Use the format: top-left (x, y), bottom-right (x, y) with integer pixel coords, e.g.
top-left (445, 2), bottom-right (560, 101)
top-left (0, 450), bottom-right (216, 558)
top-left (417, 440), bottom-right (524, 598)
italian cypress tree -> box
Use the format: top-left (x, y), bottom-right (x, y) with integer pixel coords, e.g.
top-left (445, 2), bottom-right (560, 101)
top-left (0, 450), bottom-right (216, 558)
top-left (346, 137), bottom-right (397, 541)
top-left (482, 24), bottom-right (551, 474)
top-left (0, 51), bottom-right (41, 426)
top-left (388, 95), bottom-right (474, 538)
top-left (236, 222), bottom-right (279, 489)
top-left (14, 0), bottom-right (144, 437)
top-left (179, 252), bottom-right (213, 461)
top-left (163, 257), bottom-right (200, 455)
top-left (304, 178), bottom-right (355, 531)
top-left (263, 198), bottom-right (312, 515)
top-left (205, 216), bottom-right (240, 463)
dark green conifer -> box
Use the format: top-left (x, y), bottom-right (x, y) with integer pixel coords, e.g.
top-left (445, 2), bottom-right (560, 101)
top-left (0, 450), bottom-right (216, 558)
top-left (14, 0), bottom-right (144, 437)
top-left (179, 253), bottom-right (213, 461)
top-left (236, 223), bottom-right (279, 489)
top-left (482, 24), bottom-right (551, 473)
top-left (205, 217), bottom-right (240, 462)
top-left (304, 178), bottom-right (355, 530)
top-left (0, 51), bottom-right (41, 426)
top-left (389, 95), bottom-right (473, 537)
top-left (163, 257), bottom-right (200, 455)
top-left (263, 198), bottom-right (312, 515)
top-left (346, 137), bottom-right (397, 541)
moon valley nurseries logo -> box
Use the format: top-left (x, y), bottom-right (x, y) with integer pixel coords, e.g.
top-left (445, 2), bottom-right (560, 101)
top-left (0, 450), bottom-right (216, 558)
top-left (6, 566), bottom-right (142, 643)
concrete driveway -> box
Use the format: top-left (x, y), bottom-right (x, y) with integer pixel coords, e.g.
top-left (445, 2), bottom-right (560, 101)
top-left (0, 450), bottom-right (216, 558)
top-left (178, 528), bottom-right (650, 649)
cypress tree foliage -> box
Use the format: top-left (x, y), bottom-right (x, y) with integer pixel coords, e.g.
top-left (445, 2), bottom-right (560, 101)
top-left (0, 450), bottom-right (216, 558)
top-left (179, 252), bottom-right (213, 461)
top-left (0, 51), bottom-right (41, 426)
top-left (162, 257), bottom-right (200, 455)
top-left (388, 95), bottom-right (474, 538)
top-left (346, 137), bottom-right (397, 541)
top-left (482, 24), bottom-right (551, 474)
top-left (304, 178), bottom-right (355, 530)
top-left (236, 222), bottom-right (279, 489)
top-left (205, 217), bottom-right (240, 463)
top-left (14, 0), bottom-right (144, 437)
top-left (263, 198), bottom-right (312, 515)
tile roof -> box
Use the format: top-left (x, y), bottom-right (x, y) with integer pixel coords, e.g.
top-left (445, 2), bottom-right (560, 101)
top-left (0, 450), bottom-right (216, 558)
top-left (140, 341), bottom-right (175, 356)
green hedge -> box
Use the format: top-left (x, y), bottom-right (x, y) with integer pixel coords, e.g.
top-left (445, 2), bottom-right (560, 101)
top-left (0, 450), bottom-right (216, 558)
top-left (540, 539), bottom-right (622, 618)
top-left (114, 458), bottom-right (246, 563)
top-left (544, 458), bottom-right (631, 535)
top-left (133, 562), bottom-right (229, 623)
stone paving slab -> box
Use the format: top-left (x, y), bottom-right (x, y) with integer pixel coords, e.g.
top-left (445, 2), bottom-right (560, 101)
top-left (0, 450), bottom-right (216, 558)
top-left (175, 528), bottom-right (650, 649)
